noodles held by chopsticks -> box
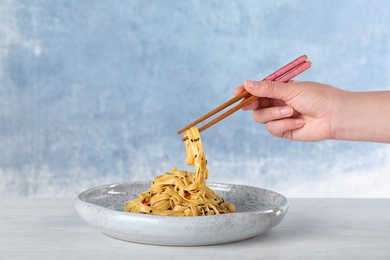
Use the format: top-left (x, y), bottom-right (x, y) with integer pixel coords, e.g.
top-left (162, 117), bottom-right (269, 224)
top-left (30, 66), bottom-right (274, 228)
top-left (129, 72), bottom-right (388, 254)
top-left (123, 127), bottom-right (235, 216)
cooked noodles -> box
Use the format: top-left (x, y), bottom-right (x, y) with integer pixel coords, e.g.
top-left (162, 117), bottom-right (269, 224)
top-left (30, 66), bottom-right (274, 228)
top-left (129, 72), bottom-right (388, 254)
top-left (123, 127), bottom-right (235, 216)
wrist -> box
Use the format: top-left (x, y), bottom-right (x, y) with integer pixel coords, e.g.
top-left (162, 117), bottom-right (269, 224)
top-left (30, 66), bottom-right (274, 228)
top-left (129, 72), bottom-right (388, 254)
top-left (333, 91), bottom-right (390, 143)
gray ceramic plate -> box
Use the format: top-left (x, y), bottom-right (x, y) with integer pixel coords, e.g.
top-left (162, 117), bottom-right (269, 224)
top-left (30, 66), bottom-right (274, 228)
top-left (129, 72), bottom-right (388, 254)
top-left (74, 181), bottom-right (288, 246)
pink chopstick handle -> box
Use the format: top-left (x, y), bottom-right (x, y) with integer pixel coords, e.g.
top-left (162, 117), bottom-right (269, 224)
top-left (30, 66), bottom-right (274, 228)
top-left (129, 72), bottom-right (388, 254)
top-left (264, 55), bottom-right (308, 81)
top-left (276, 61), bottom-right (312, 83)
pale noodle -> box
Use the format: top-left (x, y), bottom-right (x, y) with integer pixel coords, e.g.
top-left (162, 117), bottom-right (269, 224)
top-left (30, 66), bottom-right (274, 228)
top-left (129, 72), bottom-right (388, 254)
top-left (123, 127), bottom-right (235, 216)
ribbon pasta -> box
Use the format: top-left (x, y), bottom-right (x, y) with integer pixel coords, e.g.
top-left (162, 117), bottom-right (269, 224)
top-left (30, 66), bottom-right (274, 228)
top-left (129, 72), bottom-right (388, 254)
top-left (123, 127), bottom-right (235, 216)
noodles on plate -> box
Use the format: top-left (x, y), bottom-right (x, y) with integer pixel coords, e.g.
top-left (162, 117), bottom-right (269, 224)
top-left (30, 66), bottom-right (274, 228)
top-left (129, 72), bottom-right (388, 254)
top-left (123, 127), bottom-right (235, 216)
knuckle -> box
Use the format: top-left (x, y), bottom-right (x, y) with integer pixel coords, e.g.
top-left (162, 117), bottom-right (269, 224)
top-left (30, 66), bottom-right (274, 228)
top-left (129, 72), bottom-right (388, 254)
top-left (262, 80), bottom-right (277, 94)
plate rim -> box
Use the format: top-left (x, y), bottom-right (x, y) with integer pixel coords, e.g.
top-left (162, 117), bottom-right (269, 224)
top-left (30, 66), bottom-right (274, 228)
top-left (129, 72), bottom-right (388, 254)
top-left (76, 181), bottom-right (289, 217)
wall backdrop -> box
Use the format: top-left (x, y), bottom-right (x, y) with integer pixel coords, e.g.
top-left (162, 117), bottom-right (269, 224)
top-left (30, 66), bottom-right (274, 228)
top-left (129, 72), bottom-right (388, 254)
top-left (1, 0), bottom-right (390, 197)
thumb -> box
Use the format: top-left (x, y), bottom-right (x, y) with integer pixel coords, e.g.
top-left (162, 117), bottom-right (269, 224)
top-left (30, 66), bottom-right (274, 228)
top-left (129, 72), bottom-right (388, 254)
top-left (244, 80), bottom-right (295, 101)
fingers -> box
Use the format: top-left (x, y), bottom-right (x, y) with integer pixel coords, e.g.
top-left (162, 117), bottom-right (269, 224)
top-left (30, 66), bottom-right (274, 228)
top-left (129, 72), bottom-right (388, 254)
top-left (244, 80), bottom-right (295, 101)
top-left (266, 118), bottom-right (305, 139)
top-left (233, 85), bottom-right (245, 96)
top-left (235, 80), bottom-right (297, 111)
top-left (252, 106), bottom-right (294, 123)
top-left (251, 104), bottom-right (305, 140)
top-left (233, 84), bottom-right (261, 110)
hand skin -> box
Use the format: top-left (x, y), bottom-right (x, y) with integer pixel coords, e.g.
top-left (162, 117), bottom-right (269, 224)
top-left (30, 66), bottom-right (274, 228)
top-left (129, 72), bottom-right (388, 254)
top-left (234, 80), bottom-right (390, 143)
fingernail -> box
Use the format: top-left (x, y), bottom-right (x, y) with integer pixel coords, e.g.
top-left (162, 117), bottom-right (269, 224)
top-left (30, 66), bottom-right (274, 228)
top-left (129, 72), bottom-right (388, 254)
top-left (245, 80), bottom-right (258, 89)
top-left (280, 106), bottom-right (292, 116)
top-left (294, 118), bottom-right (305, 125)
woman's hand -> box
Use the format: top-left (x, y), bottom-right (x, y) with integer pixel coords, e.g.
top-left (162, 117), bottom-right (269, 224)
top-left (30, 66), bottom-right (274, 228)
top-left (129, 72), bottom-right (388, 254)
top-left (234, 80), bottom-right (347, 142)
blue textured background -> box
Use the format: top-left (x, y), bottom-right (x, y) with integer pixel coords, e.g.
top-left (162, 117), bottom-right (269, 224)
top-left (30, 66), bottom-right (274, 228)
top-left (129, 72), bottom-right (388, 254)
top-left (1, 0), bottom-right (389, 197)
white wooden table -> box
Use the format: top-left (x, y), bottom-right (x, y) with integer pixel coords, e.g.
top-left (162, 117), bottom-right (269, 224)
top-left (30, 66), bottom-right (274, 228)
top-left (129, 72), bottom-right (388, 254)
top-left (1, 198), bottom-right (389, 259)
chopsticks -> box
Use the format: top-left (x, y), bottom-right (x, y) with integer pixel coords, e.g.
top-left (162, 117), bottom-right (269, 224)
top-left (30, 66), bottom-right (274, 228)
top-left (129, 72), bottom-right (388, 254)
top-left (178, 55), bottom-right (312, 141)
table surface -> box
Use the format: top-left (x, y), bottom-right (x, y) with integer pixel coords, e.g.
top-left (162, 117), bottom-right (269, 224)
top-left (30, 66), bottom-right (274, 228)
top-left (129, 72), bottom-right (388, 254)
top-left (1, 198), bottom-right (390, 260)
